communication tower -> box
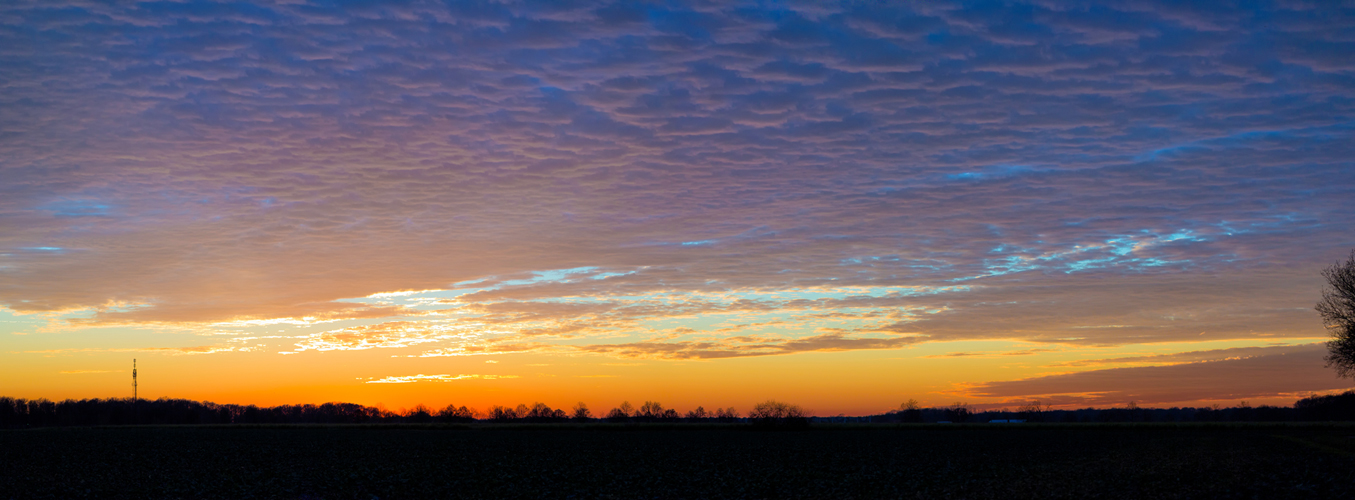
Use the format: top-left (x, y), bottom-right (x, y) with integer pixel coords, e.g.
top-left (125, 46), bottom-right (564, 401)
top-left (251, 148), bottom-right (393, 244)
top-left (133, 358), bottom-right (137, 401)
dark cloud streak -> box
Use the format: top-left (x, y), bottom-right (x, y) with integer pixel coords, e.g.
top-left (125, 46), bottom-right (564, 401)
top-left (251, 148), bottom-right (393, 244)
top-left (965, 344), bottom-right (1348, 406)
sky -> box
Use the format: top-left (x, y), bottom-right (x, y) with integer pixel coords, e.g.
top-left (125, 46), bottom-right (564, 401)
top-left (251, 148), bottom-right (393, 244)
top-left (2, 0), bottom-right (1354, 416)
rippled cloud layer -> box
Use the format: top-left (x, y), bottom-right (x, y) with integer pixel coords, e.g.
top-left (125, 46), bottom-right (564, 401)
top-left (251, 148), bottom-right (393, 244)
top-left (2, 1), bottom-right (1352, 409)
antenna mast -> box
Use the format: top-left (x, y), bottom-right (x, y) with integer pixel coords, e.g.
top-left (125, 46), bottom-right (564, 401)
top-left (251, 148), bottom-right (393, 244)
top-left (132, 358), bottom-right (139, 425)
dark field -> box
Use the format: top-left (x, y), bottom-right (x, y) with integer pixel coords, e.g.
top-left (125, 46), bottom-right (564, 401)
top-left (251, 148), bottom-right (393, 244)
top-left (4, 424), bottom-right (1355, 499)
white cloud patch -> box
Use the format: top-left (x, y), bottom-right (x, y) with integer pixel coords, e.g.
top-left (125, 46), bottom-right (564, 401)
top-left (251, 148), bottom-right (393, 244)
top-left (364, 374), bottom-right (519, 384)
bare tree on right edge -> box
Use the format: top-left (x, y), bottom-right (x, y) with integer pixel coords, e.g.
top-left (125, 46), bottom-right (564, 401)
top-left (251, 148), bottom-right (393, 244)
top-left (1318, 250), bottom-right (1355, 378)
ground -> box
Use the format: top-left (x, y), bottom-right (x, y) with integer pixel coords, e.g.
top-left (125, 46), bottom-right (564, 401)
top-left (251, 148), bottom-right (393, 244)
top-left (3, 423), bottom-right (1353, 499)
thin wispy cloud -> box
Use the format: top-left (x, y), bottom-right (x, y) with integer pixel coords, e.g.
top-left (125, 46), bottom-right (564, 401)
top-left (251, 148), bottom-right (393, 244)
top-left (365, 374), bottom-right (519, 384)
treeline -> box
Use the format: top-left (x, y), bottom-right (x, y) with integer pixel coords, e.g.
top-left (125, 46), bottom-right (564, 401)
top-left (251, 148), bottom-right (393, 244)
top-left (0, 397), bottom-right (398, 427)
top-left (854, 392), bottom-right (1355, 423)
top-left (3, 393), bottom-right (1352, 428)
top-left (0, 397), bottom-right (784, 428)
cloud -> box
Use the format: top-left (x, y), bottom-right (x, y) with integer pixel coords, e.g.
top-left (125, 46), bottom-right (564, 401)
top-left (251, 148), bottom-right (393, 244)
top-left (148, 346), bottom-right (241, 355)
top-left (924, 348), bottom-right (1060, 358)
top-left (289, 321), bottom-right (489, 353)
top-left (15, 346), bottom-right (240, 356)
top-left (575, 332), bottom-right (927, 360)
top-left (415, 341), bottom-right (564, 358)
top-left (1052, 343), bottom-right (1324, 367)
top-left (963, 344), bottom-right (1352, 406)
top-left (365, 374), bottom-right (518, 384)
top-left (0, 1), bottom-right (1351, 393)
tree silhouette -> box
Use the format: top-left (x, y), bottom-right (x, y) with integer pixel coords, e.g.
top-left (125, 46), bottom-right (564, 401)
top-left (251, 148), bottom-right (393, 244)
top-left (1017, 400), bottom-right (1048, 422)
top-left (406, 404), bottom-right (433, 423)
top-left (436, 404), bottom-right (475, 423)
top-left (1295, 390), bottom-right (1355, 420)
top-left (605, 401), bottom-right (633, 422)
top-left (638, 401), bottom-right (665, 421)
top-left (1318, 250), bottom-right (1355, 378)
top-left (487, 405), bottom-right (518, 421)
top-left (945, 402), bottom-right (970, 422)
top-left (899, 399), bottom-right (923, 423)
top-left (684, 406), bottom-right (707, 421)
top-left (571, 402), bottom-right (592, 421)
top-left (748, 400), bottom-right (808, 428)
top-left (524, 402), bottom-right (552, 421)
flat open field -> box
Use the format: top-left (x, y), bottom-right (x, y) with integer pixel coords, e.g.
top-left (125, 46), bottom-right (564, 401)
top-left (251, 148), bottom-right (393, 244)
top-left (3, 423), bottom-right (1354, 499)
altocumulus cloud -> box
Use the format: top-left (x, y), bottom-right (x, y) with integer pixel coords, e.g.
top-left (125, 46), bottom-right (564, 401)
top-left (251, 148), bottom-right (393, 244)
top-left (0, 2), bottom-right (1351, 387)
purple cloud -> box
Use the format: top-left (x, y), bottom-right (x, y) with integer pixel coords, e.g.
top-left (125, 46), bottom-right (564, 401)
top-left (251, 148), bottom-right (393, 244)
top-left (964, 344), bottom-right (1348, 406)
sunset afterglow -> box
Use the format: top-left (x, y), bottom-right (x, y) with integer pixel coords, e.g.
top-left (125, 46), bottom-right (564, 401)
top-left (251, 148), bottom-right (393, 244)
top-left (2, 1), bottom-right (1352, 416)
